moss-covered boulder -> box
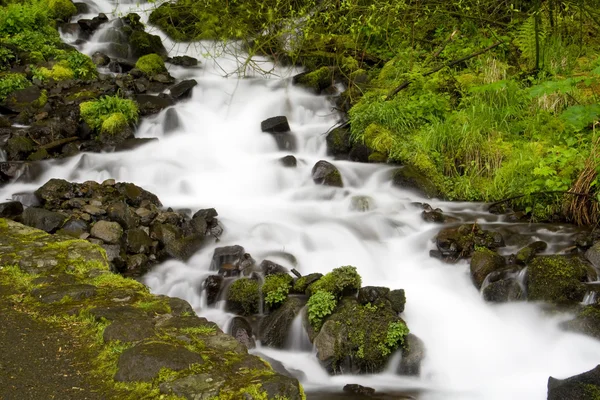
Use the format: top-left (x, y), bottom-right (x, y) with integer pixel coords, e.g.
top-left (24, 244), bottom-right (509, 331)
top-left (562, 305), bottom-right (600, 340)
top-left (292, 67), bottom-right (335, 94)
top-left (48, 0), bottom-right (77, 22)
top-left (226, 278), bottom-right (260, 316)
top-left (135, 53), bottom-right (167, 76)
top-left (515, 241), bottom-right (547, 265)
top-left (434, 224), bottom-right (505, 261)
top-left (548, 365), bottom-right (600, 400)
top-left (392, 165), bottom-right (439, 199)
top-left (470, 248), bottom-right (506, 289)
top-left (527, 256), bottom-right (589, 305)
top-left (482, 277), bottom-right (524, 303)
top-left (326, 125), bottom-right (352, 157)
top-left (262, 273), bottom-right (293, 309)
top-left (259, 296), bottom-right (305, 348)
top-left (311, 160), bottom-right (343, 187)
top-left (292, 273), bottom-right (323, 294)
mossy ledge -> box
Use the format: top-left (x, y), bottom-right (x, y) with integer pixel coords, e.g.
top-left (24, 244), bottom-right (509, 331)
top-left (0, 218), bottom-right (305, 399)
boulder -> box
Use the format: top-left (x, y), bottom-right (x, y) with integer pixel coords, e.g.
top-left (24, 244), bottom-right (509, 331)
top-left (311, 160), bottom-right (343, 187)
top-left (261, 116), bottom-right (290, 133)
top-left (169, 79), bottom-right (197, 99)
top-left (125, 228), bottom-right (152, 254)
top-left (30, 283), bottom-right (97, 304)
top-left (229, 316), bottom-right (255, 349)
top-left (585, 241), bottom-right (600, 270)
top-left (434, 224), bottom-right (504, 260)
top-left (516, 241), bottom-right (548, 265)
top-left (91, 51), bottom-right (110, 66)
top-left (135, 94), bottom-right (175, 116)
top-left (162, 108), bottom-right (181, 134)
top-left (22, 207), bottom-right (67, 233)
top-left (389, 289), bottom-right (406, 314)
top-left (326, 125), bottom-right (351, 157)
top-left (292, 273), bottom-right (323, 294)
top-left (210, 245), bottom-right (247, 277)
top-left (279, 155), bottom-right (297, 167)
top-left (168, 55), bottom-right (199, 67)
top-left (292, 67), bottom-right (335, 94)
top-left (90, 220), bottom-right (124, 244)
top-left (204, 275), bottom-right (223, 306)
top-left (259, 297), bottom-right (304, 348)
top-left (527, 256), bottom-right (589, 305)
top-left (470, 249), bottom-right (506, 289)
top-left (260, 260), bottom-right (288, 276)
top-left (548, 365), bottom-right (600, 400)
top-left (114, 342), bottom-right (204, 382)
top-left (392, 165), bottom-right (438, 199)
top-left (562, 305), bottom-right (600, 340)
top-left (343, 384), bottom-right (376, 396)
top-left (358, 286), bottom-right (390, 306)
top-left (397, 333), bottom-right (425, 376)
top-left (482, 278), bottom-right (523, 302)
top-left (103, 318), bottom-right (156, 343)
top-left (107, 201), bottom-right (140, 230)
top-left (0, 201), bottom-right (23, 218)
top-left (0, 86), bottom-right (44, 114)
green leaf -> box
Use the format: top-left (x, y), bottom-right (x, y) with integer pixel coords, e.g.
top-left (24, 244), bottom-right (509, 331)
top-left (560, 104), bottom-right (600, 131)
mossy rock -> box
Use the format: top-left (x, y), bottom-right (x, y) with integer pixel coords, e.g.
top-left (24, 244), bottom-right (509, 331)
top-left (135, 53), bottom-right (167, 76)
top-left (469, 248), bottom-right (506, 289)
top-left (548, 365), bottom-right (600, 400)
top-left (435, 224), bottom-right (504, 260)
top-left (293, 273), bottom-right (323, 294)
top-left (226, 278), bottom-right (260, 316)
top-left (562, 304), bottom-right (600, 340)
top-left (259, 296), bottom-right (304, 348)
top-left (392, 165), bottom-right (439, 199)
top-left (527, 256), bottom-right (589, 305)
top-left (129, 30), bottom-right (167, 58)
top-left (292, 67), bottom-right (335, 94)
top-left (311, 160), bottom-right (343, 188)
top-left (308, 265), bottom-right (361, 297)
top-left (326, 126), bottom-right (351, 157)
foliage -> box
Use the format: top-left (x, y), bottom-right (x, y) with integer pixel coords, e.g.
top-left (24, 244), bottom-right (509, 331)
top-left (134, 53), bottom-right (166, 75)
top-left (310, 265), bottom-right (361, 297)
top-left (80, 96), bottom-right (138, 133)
top-left (306, 290), bottom-right (336, 331)
top-left (65, 51), bottom-right (98, 80)
top-left (378, 321), bottom-right (409, 357)
top-left (0, 1), bottom-right (48, 36)
top-left (47, 0), bottom-right (77, 22)
top-left (226, 278), bottom-right (260, 315)
top-left (100, 113), bottom-right (129, 135)
top-left (0, 72), bottom-right (30, 100)
top-left (262, 274), bottom-right (292, 308)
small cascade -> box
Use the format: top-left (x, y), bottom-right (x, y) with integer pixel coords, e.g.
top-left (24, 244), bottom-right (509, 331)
top-left (285, 309), bottom-right (313, 352)
top-left (515, 267), bottom-right (528, 293)
top-left (583, 291), bottom-right (598, 305)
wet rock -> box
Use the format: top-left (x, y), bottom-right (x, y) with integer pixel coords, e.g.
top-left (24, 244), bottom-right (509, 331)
top-left (114, 342), bottom-right (203, 382)
top-left (159, 373), bottom-right (224, 399)
top-left (0, 201), bottom-right (23, 218)
top-left (435, 224), bottom-right (504, 260)
top-left (261, 116), bottom-right (290, 133)
top-left (292, 67), bottom-right (335, 94)
top-left (255, 352), bottom-right (307, 381)
top-left (422, 209), bottom-right (445, 223)
top-left (126, 228), bottom-right (152, 254)
top-left (91, 51), bottom-right (110, 66)
top-left (126, 254), bottom-right (148, 273)
top-left (358, 286), bottom-right (390, 306)
top-left (392, 165), bottom-right (439, 199)
top-left (0, 86), bottom-right (44, 114)
top-left (229, 316), bottom-right (255, 349)
top-left (34, 178), bottom-right (75, 208)
top-left (226, 278), bottom-right (260, 316)
top-left (115, 182), bottom-right (162, 207)
top-left (292, 273), bottom-right (323, 294)
top-left (527, 256), bottom-right (589, 305)
top-left (482, 278), bottom-right (523, 302)
top-left (22, 207), bottom-right (67, 233)
top-left (470, 249), bottom-right (506, 289)
top-left (31, 284), bottom-right (97, 304)
top-left (516, 241), bottom-right (548, 265)
top-left (103, 319), bottom-right (156, 343)
top-left (169, 79), bottom-right (197, 99)
top-left (77, 14), bottom-right (108, 34)
top-left (349, 143), bottom-right (371, 163)
top-left (343, 384), bottom-right (376, 396)
top-left (168, 55), bottom-right (198, 67)
top-left (259, 297), bottom-right (304, 348)
top-left (326, 125), bottom-right (351, 157)
top-left (204, 275), bottom-right (223, 306)
top-left (389, 289), bottom-right (406, 314)
top-left (58, 218), bottom-right (90, 238)
top-left (136, 94), bottom-right (175, 116)
top-left (311, 160), bottom-right (343, 187)
top-left (397, 334), bottom-right (425, 376)
top-left (129, 30), bottom-right (167, 58)
top-left (73, 2), bottom-right (90, 14)
top-left (585, 241), bottom-right (600, 270)
top-left (279, 155), bottom-right (297, 167)
top-left (163, 107), bottom-right (181, 134)
top-left (90, 220), bottom-right (123, 244)
top-left (107, 58), bottom-right (135, 73)
top-left (11, 192), bottom-right (40, 208)
top-left (210, 245), bottom-right (247, 277)
top-left (260, 259), bottom-right (288, 276)
top-left (548, 365), bottom-right (600, 400)
top-left (561, 305), bottom-right (600, 340)
top-left (107, 201), bottom-right (140, 230)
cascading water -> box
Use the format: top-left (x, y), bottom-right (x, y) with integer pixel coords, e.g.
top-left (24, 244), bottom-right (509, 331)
top-left (1, 1), bottom-right (600, 399)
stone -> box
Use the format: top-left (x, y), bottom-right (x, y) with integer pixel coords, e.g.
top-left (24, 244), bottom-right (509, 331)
top-left (349, 196), bottom-right (372, 212)
top-left (114, 342), bottom-right (203, 382)
top-left (392, 165), bottom-right (439, 199)
top-left (358, 286), bottom-right (390, 306)
top-left (527, 256), bottom-right (589, 305)
top-left (585, 241), bottom-right (600, 270)
top-left (292, 67), bottom-right (334, 94)
top-left (204, 275), bottom-right (223, 306)
top-left (0, 201), bottom-right (23, 218)
top-left (470, 249), bottom-right (506, 289)
top-left (261, 116), bottom-right (290, 133)
top-left (22, 207), bottom-right (67, 233)
top-left (159, 374), bottom-right (224, 399)
top-left (397, 333), bottom-right (425, 376)
top-left (126, 254), bottom-right (149, 273)
top-left (343, 384), bottom-right (376, 396)
top-left (103, 319), bottom-right (155, 343)
top-left (516, 241), bottom-right (548, 265)
top-left (168, 55), bottom-right (198, 67)
top-left (210, 245), bottom-right (246, 276)
top-left (311, 160), bottom-right (343, 187)
top-left (259, 297), bottom-right (304, 348)
top-left (58, 218), bottom-right (90, 238)
top-left (91, 220), bottom-right (123, 244)
top-left (326, 125), bottom-right (351, 156)
top-left (163, 107), bottom-right (181, 134)
top-left (482, 278), bottom-right (523, 302)
top-left (389, 289), bottom-right (406, 313)
top-left (34, 178), bottom-right (74, 208)
top-left (91, 51), bottom-right (110, 66)
top-left (107, 201), bottom-right (140, 229)
top-left (126, 228), bottom-right (152, 253)
top-left (548, 365), bottom-right (600, 400)
top-left (279, 155), bottom-right (297, 167)
top-left (88, 305), bottom-right (148, 322)
top-left (1, 86), bottom-right (44, 114)
top-left (31, 284), bottom-right (97, 304)
top-left (561, 305), bottom-right (600, 340)
top-left (136, 94), bottom-right (175, 116)
top-left (225, 278), bottom-right (260, 316)
top-left (229, 316), bottom-right (255, 349)
top-left (169, 79), bottom-right (197, 99)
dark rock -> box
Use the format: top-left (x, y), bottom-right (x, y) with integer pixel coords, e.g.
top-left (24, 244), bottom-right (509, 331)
top-left (12, 192), bottom-right (41, 208)
top-left (169, 79), bottom-right (197, 99)
top-left (91, 51), bottom-right (110, 66)
top-left (22, 207), bottom-right (67, 233)
top-left (562, 305), bottom-right (600, 340)
top-left (210, 245), bottom-right (246, 277)
top-left (527, 256), bottom-right (589, 305)
top-left (389, 289), bottom-right (406, 314)
top-left (107, 58), bottom-right (135, 73)
top-left (58, 218), bottom-right (89, 238)
top-left (280, 155), bottom-right (297, 167)
top-left (168, 297), bottom-right (195, 316)
top-left (129, 30), bottom-right (167, 58)
top-left (90, 220), bottom-right (123, 244)
top-left (260, 260), bottom-right (288, 276)
top-left (358, 286), bottom-right (390, 306)
top-left (73, 2), bottom-right (90, 14)
top-left (107, 201), bottom-right (140, 229)
top-left (343, 384), bottom-right (376, 396)
top-left (34, 178), bottom-right (74, 208)
top-left (255, 353), bottom-right (307, 381)
top-left (259, 297), bottom-right (304, 348)
top-left (482, 278), bottom-right (524, 302)
top-left (163, 234), bottom-right (204, 261)
top-left (204, 275), bottom-right (223, 306)
top-left (585, 242), bottom-right (600, 270)
top-left (470, 249), bottom-right (506, 289)
top-left (259, 373), bottom-right (305, 400)
top-left (126, 228), bottom-right (152, 254)
top-left (229, 316), bottom-right (255, 349)
top-left (292, 273), bottom-right (323, 294)
top-left (392, 165), bottom-right (438, 199)
top-left (311, 160), bottom-right (343, 187)
top-left (6, 136), bottom-right (35, 160)
top-left (326, 125), bottom-right (352, 157)
top-left (88, 305), bottom-right (148, 322)
top-left (0, 86), bottom-right (43, 114)
top-left (261, 116), bottom-right (290, 133)
top-left (168, 55), bottom-right (199, 67)
top-left (349, 143), bottom-right (371, 163)
top-left (158, 315), bottom-right (219, 331)
top-left (136, 94), bottom-right (175, 115)
top-left (271, 132), bottom-right (296, 151)
top-left (397, 334), bottom-right (425, 376)
top-left (114, 342), bottom-right (203, 382)
top-left (422, 209), bottom-right (445, 223)
top-left (435, 224), bottom-right (504, 260)
top-left (548, 365), bottom-right (600, 400)
top-left (516, 241), bottom-right (548, 265)
top-left (162, 107), bottom-right (180, 134)
top-left (126, 254), bottom-right (148, 274)
top-left (31, 284), bottom-right (97, 304)
top-left (103, 319), bottom-right (155, 343)
top-left (292, 67), bottom-right (334, 94)
top-left (115, 182), bottom-right (161, 207)
top-left (0, 201), bottom-right (23, 218)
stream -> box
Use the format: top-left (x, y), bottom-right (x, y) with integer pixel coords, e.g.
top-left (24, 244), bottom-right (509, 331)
top-left (2, 1), bottom-right (600, 398)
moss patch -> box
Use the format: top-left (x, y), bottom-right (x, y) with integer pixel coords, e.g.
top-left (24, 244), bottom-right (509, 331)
top-left (135, 53), bottom-right (167, 76)
top-left (527, 256), bottom-right (588, 304)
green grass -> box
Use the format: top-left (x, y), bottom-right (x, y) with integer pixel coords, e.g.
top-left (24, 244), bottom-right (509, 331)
top-left (80, 96), bottom-right (138, 133)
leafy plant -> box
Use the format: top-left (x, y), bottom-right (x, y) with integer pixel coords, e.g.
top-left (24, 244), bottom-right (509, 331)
top-left (307, 290), bottom-right (337, 331)
top-left (0, 72), bottom-right (30, 101)
top-left (262, 274), bottom-right (292, 308)
top-left (310, 265), bottom-right (361, 296)
top-left (65, 51), bottom-right (98, 80)
top-left (80, 95), bottom-right (138, 133)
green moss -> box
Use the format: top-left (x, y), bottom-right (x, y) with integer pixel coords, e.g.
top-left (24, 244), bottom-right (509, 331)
top-left (135, 53), bottom-right (166, 75)
top-left (64, 51), bottom-right (98, 80)
top-left (134, 299), bottom-right (171, 315)
top-left (0, 73), bottom-right (31, 101)
top-left (100, 113), bottom-right (128, 135)
top-left (226, 278), bottom-right (260, 315)
top-left (37, 63), bottom-right (75, 81)
top-left (309, 265), bottom-right (361, 297)
top-left (262, 274), bottom-right (293, 308)
top-left (527, 256), bottom-right (588, 304)
top-left (180, 326), bottom-right (217, 336)
top-left (294, 67), bottom-right (333, 92)
top-left (306, 290), bottom-right (337, 331)
top-left (48, 0), bottom-right (77, 22)
top-left (80, 96), bottom-right (138, 133)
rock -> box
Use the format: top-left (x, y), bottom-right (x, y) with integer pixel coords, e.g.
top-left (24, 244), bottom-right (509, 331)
top-left (343, 384), bottom-right (376, 396)
top-left (115, 182), bottom-right (162, 207)
top-left (114, 342), bottom-right (204, 382)
top-left (103, 319), bottom-right (156, 343)
top-left (389, 289), bottom-right (406, 314)
top-left (107, 201), bottom-right (140, 230)
top-left (326, 125), bottom-right (351, 157)
top-left (397, 334), bottom-right (425, 376)
top-left (225, 278), bottom-right (260, 316)
top-left (422, 209), bottom-right (445, 223)
top-left (261, 116), bottom-right (290, 133)
top-left (585, 241), bottom-right (600, 270)
top-left (168, 297), bottom-right (195, 316)
top-left (126, 228), bottom-right (152, 253)
top-left (163, 234), bottom-right (204, 261)
top-left (292, 273), bottom-right (323, 294)
top-left (255, 353), bottom-right (307, 381)
top-left (470, 249), bottom-right (506, 289)
top-left (163, 107), bottom-right (181, 134)
top-left (107, 58), bottom-right (135, 73)
top-left (169, 79), bottom-right (197, 99)
top-left (6, 136), bottom-right (35, 160)
top-left (229, 316), bottom-right (255, 349)
top-left (136, 94), bottom-right (175, 116)
top-left (58, 218), bottom-right (90, 238)
top-left (210, 245), bottom-right (247, 277)
top-left (349, 196), bottom-right (372, 212)
top-left (126, 254), bottom-right (149, 274)
top-left (548, 365), bottom-right (600, 400)
top-left (22, 207), bottom-right (67, 233)
top-left (435, 224), bottom-right (504, 260)
top-left (73, 2), bottom-right (90, 14)
top-left (392, 166), bottom-right (439, 199)
top-left (90, 220), bottom-right (124, 244)
top-left (562, 305), bottom-right (600, 340)
top-left (358, 286), bottom-right (390, 306)
top-left (527, 256), bottom-right (589, 305)
top-left (91, 51), bottom-right (110, 66)
top-left (311, 160), bottom-right (343, 187)
top-left (168, 55), bottom-right (199, 67)
top-left (88, 305), bottom-right (148, 322)
top-left (516, 241), bottom-right (548, 265)
top-left (159, 374), bottom-right (224, 399)
top-left (0, 201), bottom-right (23, 218)
top-left (260, 260), bottom-right (288, 276)
top-left (279, 155), bottom-right (297, 167)
top-left (0, 86), bottom-right (44, 114)
top-left (31, 284), bottom-right (97, 304)
top-left (129, 30), bottom-right (167, 58)
top-left (260, 374), bottom-right (305, 400)
top-left (482, 278), bottom-right (523, 302)
top-left (292, 67), bottom-right (335, 94)
top-left (204, 275), bottom-right (223, 306)
top-left (34, 178), bottom-right (75, 208)
top-left (11, 192), bottom-right (40, 208)
top-left (259, 297), bottom-right (304, 348)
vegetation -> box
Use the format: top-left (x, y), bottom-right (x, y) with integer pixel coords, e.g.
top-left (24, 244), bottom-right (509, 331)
top-left (135, 53), bottom-right (167, 75)
top-left (226, 278), bottom-right (260, 315)
top-left (262, 274), bottom-right (293, 308)
top-left (309, 265), bottom-right (361, 296)
top-left (0, 73), bottom-right (30, 101)
top-left (306, 290), bottom-right (337, 330)
top-left (80, 96), bottom-right (139, 134)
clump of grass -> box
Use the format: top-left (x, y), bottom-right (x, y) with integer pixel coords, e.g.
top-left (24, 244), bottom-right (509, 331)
top-left (80, 95), bottom-right (138, 133)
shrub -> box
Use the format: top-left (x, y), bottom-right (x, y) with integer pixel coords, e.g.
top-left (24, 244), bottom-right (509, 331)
top-left (65, 51), bottom-right (97, 79)
top-left (36, 63), bottom-right (75, 81)
top-left (135, 53), bottom-right (166, 75)
top-left (307, 290), bottom-right (337, 331)
top-left (0, 73), bottom-right (30, 101)
top-left (80, 95), bottom-right (138, 132)
top-left (48, 0), bottom-right (77, 22)
top-left (262, 274), bottom-right (292, 307)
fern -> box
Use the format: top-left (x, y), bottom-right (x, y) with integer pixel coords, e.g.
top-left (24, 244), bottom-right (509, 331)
top-left (515, 15), bottom-right (546, 70)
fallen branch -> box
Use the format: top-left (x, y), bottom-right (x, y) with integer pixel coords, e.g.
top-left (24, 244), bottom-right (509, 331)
top-left (40, 136), bottom-right (79, 151)
top-left (386, 41), bottom-right (504, 100)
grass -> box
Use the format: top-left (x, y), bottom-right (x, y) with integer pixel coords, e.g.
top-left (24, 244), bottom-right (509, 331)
top-left (80, 96), bottom-right (138, 133)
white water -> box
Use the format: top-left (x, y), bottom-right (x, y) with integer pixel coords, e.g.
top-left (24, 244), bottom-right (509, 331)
top-left (3, 1), bottom-right (600, 398)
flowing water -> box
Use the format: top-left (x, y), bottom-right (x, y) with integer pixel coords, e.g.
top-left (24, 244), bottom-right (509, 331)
top-left (2, 1), bottom-right (600, 399)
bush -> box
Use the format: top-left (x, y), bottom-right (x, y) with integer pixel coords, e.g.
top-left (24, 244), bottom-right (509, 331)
top-left (48, 0), bottom-right (77, 22)
top-left (80, 95), bottom-right (138, 132)
top-left (307, 290), bottom-right (337, 331)
top-left (135, 53), bottom-right (166, 75)
top-left (0, 73), bottom-right (30, 101)
top-left (262, 274), bottom-right (292, 307)
top-left (36, 63), bottom-right (75, 81)
top-left (0, 2), bottom-right (48, 36)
